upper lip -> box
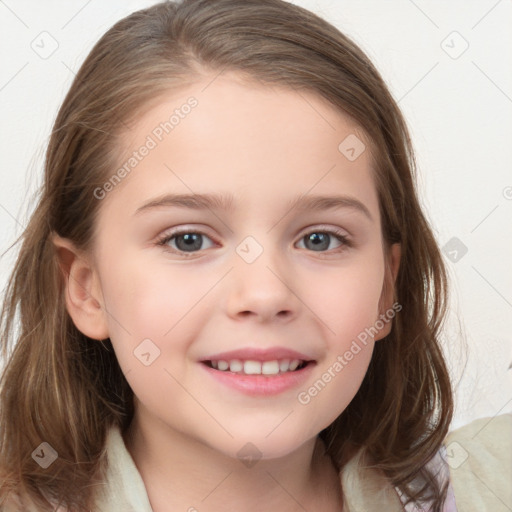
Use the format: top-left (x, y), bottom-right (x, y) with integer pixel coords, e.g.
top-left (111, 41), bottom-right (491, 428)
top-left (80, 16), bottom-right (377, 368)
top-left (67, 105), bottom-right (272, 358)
top-left (200, 347), bottom-right (315, 362)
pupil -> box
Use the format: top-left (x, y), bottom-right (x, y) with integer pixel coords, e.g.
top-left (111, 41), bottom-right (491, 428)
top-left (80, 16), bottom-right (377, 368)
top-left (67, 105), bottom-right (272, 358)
top-left (177, 233), bottom-right (202, 251)
top-left (307, 233), bottom-right (329, 251)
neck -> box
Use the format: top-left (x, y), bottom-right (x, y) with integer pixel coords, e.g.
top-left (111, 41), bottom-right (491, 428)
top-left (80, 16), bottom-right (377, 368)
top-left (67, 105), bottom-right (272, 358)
top-left (123, 408), bottom-right (343, 512)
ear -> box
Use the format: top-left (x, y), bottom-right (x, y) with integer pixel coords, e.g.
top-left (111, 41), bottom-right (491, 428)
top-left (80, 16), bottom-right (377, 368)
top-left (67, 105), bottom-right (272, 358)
top-left (52, 233), bottom-right (109, 340)
top-left (375, 243), bottom-right (401, 341)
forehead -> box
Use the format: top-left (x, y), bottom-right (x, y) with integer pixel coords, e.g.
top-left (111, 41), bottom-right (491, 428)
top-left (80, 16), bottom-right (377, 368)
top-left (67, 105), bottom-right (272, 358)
top-left (100, 72), bottom-right (379, 222)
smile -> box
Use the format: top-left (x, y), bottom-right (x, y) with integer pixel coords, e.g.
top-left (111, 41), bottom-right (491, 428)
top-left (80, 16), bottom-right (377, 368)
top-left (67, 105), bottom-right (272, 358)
top-left (200, 359), bottom-right (316, 396)
top-left (204, 359), bottom-right (308, 375)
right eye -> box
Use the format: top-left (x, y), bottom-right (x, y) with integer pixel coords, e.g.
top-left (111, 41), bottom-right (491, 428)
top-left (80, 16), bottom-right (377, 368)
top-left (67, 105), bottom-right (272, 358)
top-left (155, 229), bottom-right (218, 256)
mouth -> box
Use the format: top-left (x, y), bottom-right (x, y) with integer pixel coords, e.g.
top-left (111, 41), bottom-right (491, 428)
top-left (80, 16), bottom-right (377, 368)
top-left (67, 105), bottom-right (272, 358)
top-left (199, 355), bottom-right (316, 396)
top-left (202, 358), bottom-right (312, 375)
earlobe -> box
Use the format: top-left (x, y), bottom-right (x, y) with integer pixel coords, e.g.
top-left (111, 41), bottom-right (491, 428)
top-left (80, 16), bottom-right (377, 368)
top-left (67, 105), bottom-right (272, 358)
top-left (375, 243), bottom-right (401, 341)
top-left (52, 233), bottom-right (109, 340)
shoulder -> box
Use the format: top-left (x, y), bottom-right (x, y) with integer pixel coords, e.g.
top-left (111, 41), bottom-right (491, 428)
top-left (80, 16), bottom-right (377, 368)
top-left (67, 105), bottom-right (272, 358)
top-left (442, 413), bottom-right (512, 512)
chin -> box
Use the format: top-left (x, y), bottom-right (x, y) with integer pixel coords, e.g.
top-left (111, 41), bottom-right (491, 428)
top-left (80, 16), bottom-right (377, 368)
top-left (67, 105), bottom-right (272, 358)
top-left (204, 428), bottom-right (314, 463)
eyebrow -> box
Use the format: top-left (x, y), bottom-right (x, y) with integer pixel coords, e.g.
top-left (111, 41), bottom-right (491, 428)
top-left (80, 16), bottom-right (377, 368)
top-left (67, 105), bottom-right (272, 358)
top-left (134, 192), bottom-right (373, 221)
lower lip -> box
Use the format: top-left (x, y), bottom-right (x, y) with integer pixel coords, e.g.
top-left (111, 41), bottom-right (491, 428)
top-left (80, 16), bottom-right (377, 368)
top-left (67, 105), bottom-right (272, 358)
top-left (199, 362), bottom-right (315, 396)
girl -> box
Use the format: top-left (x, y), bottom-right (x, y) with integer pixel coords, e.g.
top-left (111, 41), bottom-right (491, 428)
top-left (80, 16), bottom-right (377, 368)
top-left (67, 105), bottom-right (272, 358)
top-left (0, 0), bottom-right (510, 511)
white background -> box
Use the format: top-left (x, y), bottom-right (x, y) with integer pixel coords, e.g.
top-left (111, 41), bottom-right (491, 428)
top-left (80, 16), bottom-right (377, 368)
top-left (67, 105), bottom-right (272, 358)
top-left (0, 0), bottom-right (511, 430)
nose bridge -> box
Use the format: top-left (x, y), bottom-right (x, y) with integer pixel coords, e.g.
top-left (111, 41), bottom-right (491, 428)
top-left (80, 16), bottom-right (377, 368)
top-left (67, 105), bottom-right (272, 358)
top-left (225, 232), bottom-right (298, 320)
top-left (234, 233), bottom-right (286, 289)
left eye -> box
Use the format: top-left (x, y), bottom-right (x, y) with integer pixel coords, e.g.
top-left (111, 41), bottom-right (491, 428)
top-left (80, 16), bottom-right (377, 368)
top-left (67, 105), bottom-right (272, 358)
top-left (296, 230), bottom-right (350, 252)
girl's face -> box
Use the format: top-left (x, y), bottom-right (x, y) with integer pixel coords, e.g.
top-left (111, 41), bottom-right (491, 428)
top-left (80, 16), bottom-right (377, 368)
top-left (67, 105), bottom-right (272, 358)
top-left (87, 73), bottom-right (399, 459)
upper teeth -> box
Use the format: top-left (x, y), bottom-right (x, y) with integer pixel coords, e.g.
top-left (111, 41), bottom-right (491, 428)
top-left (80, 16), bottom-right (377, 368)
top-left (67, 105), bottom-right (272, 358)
top-left (210, 359), bottom-right (303, 375)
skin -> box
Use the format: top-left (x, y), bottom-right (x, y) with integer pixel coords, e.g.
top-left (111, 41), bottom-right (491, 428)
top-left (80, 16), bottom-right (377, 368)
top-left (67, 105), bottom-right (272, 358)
top-left (54, 72), bottom-right (400, 511)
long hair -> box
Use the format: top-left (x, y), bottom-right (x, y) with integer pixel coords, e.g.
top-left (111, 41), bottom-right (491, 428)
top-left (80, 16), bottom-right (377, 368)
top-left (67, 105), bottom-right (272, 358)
top-left (0, 0), bottom-right (453, 510)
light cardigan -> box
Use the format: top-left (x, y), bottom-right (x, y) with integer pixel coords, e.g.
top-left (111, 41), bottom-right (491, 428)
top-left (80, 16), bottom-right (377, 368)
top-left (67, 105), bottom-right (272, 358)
top-left (92, 413), bottom-right (511, 511)
top-left (5, 413), bottom-right (511, 511)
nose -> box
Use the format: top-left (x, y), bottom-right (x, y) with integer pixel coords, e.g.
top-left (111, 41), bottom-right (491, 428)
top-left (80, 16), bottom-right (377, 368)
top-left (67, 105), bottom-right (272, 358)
top-left (224, 240), bottom-right (300, 324)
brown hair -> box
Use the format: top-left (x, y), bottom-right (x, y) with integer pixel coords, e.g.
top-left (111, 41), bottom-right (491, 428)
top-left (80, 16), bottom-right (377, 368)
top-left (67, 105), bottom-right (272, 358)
top-left (0, 0), bottom-right (453, 510)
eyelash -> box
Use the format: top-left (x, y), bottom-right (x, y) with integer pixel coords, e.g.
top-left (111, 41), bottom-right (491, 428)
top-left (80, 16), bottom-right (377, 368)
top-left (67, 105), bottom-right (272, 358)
top-left (155, 226), bottom-right (352, 257)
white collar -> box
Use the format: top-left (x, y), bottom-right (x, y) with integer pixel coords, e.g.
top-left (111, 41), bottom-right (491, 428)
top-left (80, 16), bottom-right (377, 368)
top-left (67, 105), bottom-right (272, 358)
top-left (95, 425), bottom-right (404, 511)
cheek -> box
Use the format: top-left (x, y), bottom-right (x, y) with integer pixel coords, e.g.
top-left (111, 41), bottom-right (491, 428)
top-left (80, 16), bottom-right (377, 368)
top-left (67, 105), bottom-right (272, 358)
top-left (310, 250), bottom-right (385, 346)
top-left (295, 260), bottom-right (383, 428)
top-left (98, 257), bottom-right (209, 410)
top-left (99, 252), bottom-right (222, 374)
